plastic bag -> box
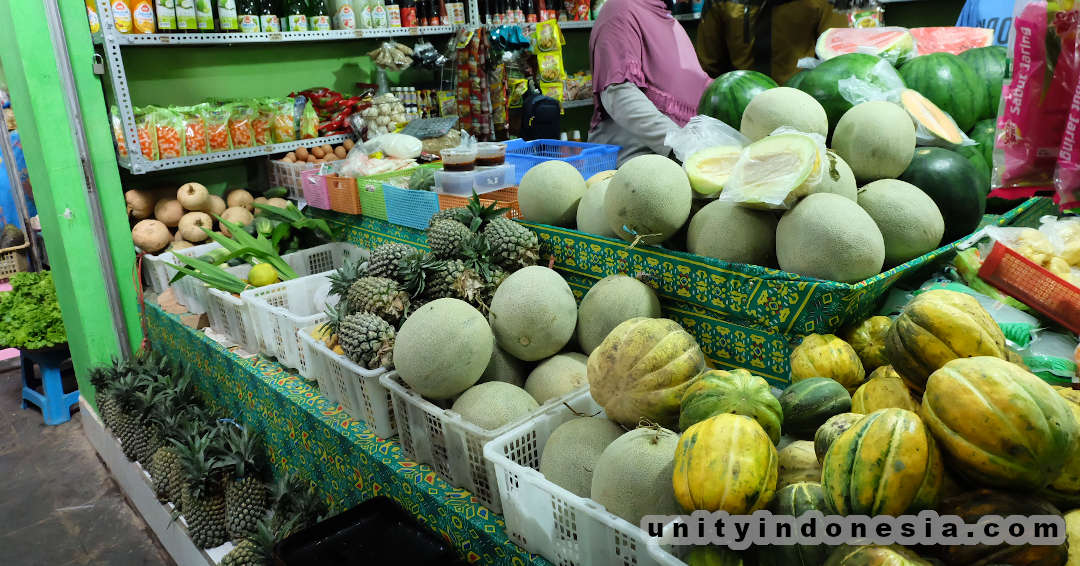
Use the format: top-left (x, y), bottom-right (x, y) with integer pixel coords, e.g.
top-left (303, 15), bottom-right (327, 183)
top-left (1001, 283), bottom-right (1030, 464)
top-left (664, 115), bottom-right (749, 164)
top-left (299, 98), bottom-right (318, 140)
top-left (271, 98), bottom-right (297, 144)
top-left (368, 41), bottom-right (414, 71)
top-left (109, 105), bottom-right (128, 158)
top-left (1038, 215), bottom-right (1080, 265)
top-left (181, 105), bottom-right (208, 156)
top-left (719, 127), bottom-right (828, 210)
top-left (965, 223), bottom-right (1080, 285)
top-left (151, 107), bottom-right (184, 159)
top-left (227, 103), bottom-right (256, 149)
top-left (365, 133), bottom-right (423, 159)
top-left (253, 100), bottom-right (273, 146)
top-left (994, 0), bottom-right (1080, 192)
top-left (133, 106), bottom-right (158, 161)
top-left (201, 105), bottom-right (233, 153)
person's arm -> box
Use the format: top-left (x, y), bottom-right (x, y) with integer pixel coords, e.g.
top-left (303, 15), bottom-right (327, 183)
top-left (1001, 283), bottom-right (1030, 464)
top-left (600, 82), bottom-right (679, 156)
top-left (956, 0), bottom-right (977, 27)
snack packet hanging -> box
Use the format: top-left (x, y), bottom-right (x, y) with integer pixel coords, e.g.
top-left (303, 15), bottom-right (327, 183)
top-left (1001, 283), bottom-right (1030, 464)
top-left (134, 106), bottom-right (158, 161)
top-left (227, 103), bottom-right (256, 149)
top-left (994, 1), bottom-right (1080, 193)
top-left (110, 105), bottom-right (128, 158)
top-left (180, 104), bottom-right (208, 156)
top-left (253, 100), bottom-right (273, 146)
top-left (533, 20), bottom-right (562, 52)
top-left (271, 98), bottom-right (297, 143)
top-left (151, 107), bottom-right (184, 159)
top-left (201, 105), bottom-right (233, 153)
top-left (537, 51), bottom-right (566, 83)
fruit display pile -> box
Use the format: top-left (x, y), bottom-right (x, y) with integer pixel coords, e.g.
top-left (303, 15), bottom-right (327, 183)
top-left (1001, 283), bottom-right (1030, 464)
top-left (88, 351), bottom-right (328, 564)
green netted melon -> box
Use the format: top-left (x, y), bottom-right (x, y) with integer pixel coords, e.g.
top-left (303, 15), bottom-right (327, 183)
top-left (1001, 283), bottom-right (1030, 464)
top-left (591, 426), bottom-right (682, 524)
top-left (489, 266), bottom-right (577, 362)
top-left (575, 179), bottom-right (617, 238)
top-left (576, 274), bottom-right (661, 354)
top-left (518, 160), bottom-right (587, 226)
top-left (809, 151), bottom-right (857, 201)
top-left (539, 416), bottom-right (624, 497)
top-left (587, 317), bottom-right (705, 429)
top-left (740, 87), bottom-right (829, 141)
top-left (451, 381), bottom-right (539, 430)
top-left (586, 170), bottom-right (616, 188)
top-left (776, 193), bottom-right (885, 283)
top-left (856, 179), bottom-right (945, 265)
top-left (479, 342), bottom-right (528, 388)
top-left (605, 155), bottom-right (693, 245)
top-left (394, 298), bottom-right (494, 399)
top-left (687, 200), bottom-right (778, 266)
top-left (524, 353), bottom-right (588, 404)
top-left (832, 101), bottom-right (917, 182)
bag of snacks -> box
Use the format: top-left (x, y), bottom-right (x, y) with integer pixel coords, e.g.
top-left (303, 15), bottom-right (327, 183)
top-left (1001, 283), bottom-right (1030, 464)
top-left (201, 105), bottom-right (233, 153)
top-left (253, 99), bottom-right (273, 146)
top-left (109, 105), bottom-right (128, 158)
top-left (152, 107), bottom-right (185, 159)
top-left (181, 104), bottom-right (208, 155)
top-left (271, 98), bottom-right (297, 143)
top-left (134, 106), bottom-right (158, 161)
top-left (299, 98), bottom-right (319, 139)
top-left (227, 103), bottom-right (257, 149)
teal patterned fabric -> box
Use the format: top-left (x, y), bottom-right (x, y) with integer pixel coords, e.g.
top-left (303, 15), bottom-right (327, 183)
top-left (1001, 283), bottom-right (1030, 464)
top-left (146, 304), bottom-right (545, 566)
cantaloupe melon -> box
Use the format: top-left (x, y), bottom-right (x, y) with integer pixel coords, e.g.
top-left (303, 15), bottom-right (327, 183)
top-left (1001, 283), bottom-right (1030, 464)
top-left (724, 134), bottom-right (823, 210)
top-left (687, 200), bottom-right (777, 265)
top-left (776, 193), bottom-right (885, 282)
top-left (525, 353), bottom-right (588, 404)
top-left (604, 155), bottom-right (693, 245)
top-left (832, 101), bottom-right (916, 182)
top-left (900, 89), bottom-right (967, 147)
top-left (479, 342), bottom-right (529, 388)
top-left (451, 382), bottom-right (539, 430)
top-left (489, 266), bottom-right (578, 361)
top-left (857, 179), bottom-right (945, 265)
top-left (576, 179), bottom-right (617, 238)
top-left (393, 298), bottom-right (494, 399)
top-left (777, 440), bottom-right (822, 490)
top-left (684, 146), bottom-right (742, 195)
top-left (591, 426), bottom-right (682, 524)
top-left (586, 170), bottom-right (617, 188)
top-left (576, 274), bottom-right (662, 354)
top-left (519, 161), bottom-right (587, 226)
top-left (740, 87), bottom-right (829, 141)
top-left (539, 416), bottom-right (625, 497)
top-left (809, 151), bottom-right (857, 201)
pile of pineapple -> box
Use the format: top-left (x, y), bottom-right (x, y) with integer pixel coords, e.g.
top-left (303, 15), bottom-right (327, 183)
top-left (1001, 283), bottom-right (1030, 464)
top-left (314, 195), bottom-right (541, 370)
top-left (89, 352), bottom-right (329, 565)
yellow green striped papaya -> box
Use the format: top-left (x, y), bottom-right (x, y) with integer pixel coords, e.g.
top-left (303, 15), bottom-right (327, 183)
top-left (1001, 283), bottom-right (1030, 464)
top-left (841, 316), bottom-right (892, 372)
top-left (851, 366), bottom-right (919, 414)
top-left (790, 334), bottom-right (866, 392)
top-left (1040, 386), bottom-right (1080, 506)
top-left (673, 413), bottom-right (778, 513)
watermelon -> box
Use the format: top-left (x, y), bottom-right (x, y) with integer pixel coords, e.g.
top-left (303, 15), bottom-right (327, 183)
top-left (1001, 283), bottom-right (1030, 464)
top-left (969, 119), bottom-right (996, 169)
top-left (955, 144), bottom-right (992, 196)
top-left (778, 377), bottom-right (853, 439)
top-left (785, 70), bottom-right (810, 91)
top-left (910, 26), bottom-right (994, 55)
top-left (899, 53), bottom-right (987, 131)
top-left (960, 45), bottom-right (1008, 121)
top-left (898, 147), bottom-right (986, 244)
top-left (698, 70), bottom-right (779, 129)
top-left (816, 27), bottom-right (917, 66)
top-left (795, 53), bottom-right (906, 132)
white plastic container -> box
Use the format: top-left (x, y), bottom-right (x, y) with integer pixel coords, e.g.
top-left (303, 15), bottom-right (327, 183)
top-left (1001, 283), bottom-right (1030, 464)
top-left (241, 273), bottom-right (334, 375)
top-left (434, 164), bottom-right (515, 195)
top-left (379, 371), bottom-right (586, 513)
top-left (143, 241), bottom-right (221, 295)
top-left (205, 287), bottom-right (261, 355)
top-left (298, 325), bottom-right (395, 438)
top-left (483, 389), bottom-right (685, 566)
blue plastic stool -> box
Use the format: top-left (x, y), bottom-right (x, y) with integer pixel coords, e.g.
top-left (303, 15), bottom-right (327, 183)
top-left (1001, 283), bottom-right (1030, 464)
top-left (20, 347), bottom-right (79, 425)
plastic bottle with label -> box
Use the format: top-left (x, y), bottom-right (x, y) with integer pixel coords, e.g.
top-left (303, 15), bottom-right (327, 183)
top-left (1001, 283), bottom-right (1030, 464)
top-left (111, 0), bottom-right (134, 33)
top-left (132, 0), bottom-right (157, 32)
top-left (175, 0), bottom-right (197, 31)
top-left (218, 0), bottom-right (239, 30)
top-left (308, 0), bottom-right (331, 30)
top-left (332, 0), bottom-right (355, 28)
top-left (370, 0), bottom-right (388, 28)
top-left (155, 0), bottom-right (178, 30)
top-left (237, 0), bottom-right (260, 31)
top-left (283, 0), bottom-right (308, 30)
top-left (195, 0), bottom-right (215, 29)
top-left (86, 0), bottom-right (101, 33)
top-left (259, 0), bottom-right (281, 31)
top-left (356, 0), bottom-right (372, 28)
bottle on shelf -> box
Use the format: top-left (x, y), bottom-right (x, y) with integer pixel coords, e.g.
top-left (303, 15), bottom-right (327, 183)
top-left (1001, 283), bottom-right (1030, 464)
top-left (560, 132), bottom-right (568, 141)
top-left (111, 0), bottom-right (134, 33)
top-left (237, 0), bottom-right (261, 31)
top-left (259, 0), bottom-right (281, 31)
top-left (332, 0), bottom-right (355, 28)
top-left (371, 0), bottom-right (389, 27)
top-left (176, 0), bottom-right (198, 31)
top-left (570, 130), bottom-right (581, 142)
top-left (387, 0), bottom-right (401, 27)
top-left (195, 0), bottom-right (215, 30)
top-left (132, 0), bottom-right (156, 33)
top-left (86, 0), bottom-right (102, 33)
top-left (308, 0), bottom-right (331, 30)
top-left (218, 0), bottom-right (240, 30)
top-left (399, 0), bottom-right (416, 26)
top-left (155, 0), bottom-right (178, 30)
top-left (415, 0), bottom-right (427, 26)
top-left (525, 0), bottom-right (536, 23)
top-left (283, 0), bottom-right (309, 30)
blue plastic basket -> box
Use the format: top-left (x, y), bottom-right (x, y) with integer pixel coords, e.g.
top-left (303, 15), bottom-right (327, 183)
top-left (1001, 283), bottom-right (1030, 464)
top-left (382, 184), bottom-right (441, 230)
top-left (504, 139), bottom-right (619, 184)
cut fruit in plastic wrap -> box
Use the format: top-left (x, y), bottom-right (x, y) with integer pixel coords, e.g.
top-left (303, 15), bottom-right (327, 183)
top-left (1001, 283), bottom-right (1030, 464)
top-left (900, 89), bottom-right (974, 148)
top-left (908, 26), bottom-right (994, 55)
top-left (684, 146), bottom-right (743, 196)
top-left (815, 27), bottom-right (917, 66)
top-left (721, 132), bottom-right (825, 210)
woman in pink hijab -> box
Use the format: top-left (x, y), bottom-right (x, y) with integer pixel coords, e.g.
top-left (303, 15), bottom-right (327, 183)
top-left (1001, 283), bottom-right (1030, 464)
top-left (589, 0), bottom-right (712, 165)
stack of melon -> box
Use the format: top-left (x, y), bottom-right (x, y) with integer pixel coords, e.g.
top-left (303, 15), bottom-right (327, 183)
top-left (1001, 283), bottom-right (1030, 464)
top-left (127, 184), bottom-right (267, 254)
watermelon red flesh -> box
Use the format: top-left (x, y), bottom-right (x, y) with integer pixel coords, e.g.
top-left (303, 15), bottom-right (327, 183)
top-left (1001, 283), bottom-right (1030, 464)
top-left (960, 45), bottom-right (1008, 121)
top-left (795, 53), bottom-right (906, 133)
top-left (899, 53), bottom-right (988, 132)
top-left (816, 27), bottom-right (917, 65)
top-left (698, 70), bottom-right (778, 129)
top-left (898, 147), bottom-right (986, 244)
top-left (910, 27), bottom-right (994, 55)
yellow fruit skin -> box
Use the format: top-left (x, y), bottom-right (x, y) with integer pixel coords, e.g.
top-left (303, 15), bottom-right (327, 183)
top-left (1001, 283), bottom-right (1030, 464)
top-left (790, 334), bottom-right (866, 392)
top-left (851, 366), bottom-right (919, 414)
top-left (1042, 386), bottom-right (1080, 506)
top-left (672, 413), bottom-right (778, 513)
top-left (842, 316), bottom-right (892, 372)
top-left (777, 440), bottom-right (821, 491)
top-left (822, 408), bottom-right (943, 516)
top-left (587, 317), bottom-right (705, 429)
top-left (824, 544), bottom-right (933, 566)
top-left (884, 289), bottom-right (1006, 393)
top-left (920, 357), bottom-right (1078, 491)
top-left (1067, 510), bottom-right (1080, 566)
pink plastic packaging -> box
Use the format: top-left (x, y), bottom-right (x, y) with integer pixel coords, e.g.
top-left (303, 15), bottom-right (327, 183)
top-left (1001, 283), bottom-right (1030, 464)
top-left (1054, 79), bottom-right (1080, 209)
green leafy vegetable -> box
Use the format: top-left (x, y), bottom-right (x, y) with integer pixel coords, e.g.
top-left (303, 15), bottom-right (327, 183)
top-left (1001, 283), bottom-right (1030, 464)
top-left (0, 271), bottom-right (67, 350)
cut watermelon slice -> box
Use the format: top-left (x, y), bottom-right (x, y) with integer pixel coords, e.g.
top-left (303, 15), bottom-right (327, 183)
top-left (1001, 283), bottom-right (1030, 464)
top-left (816, 27), bottom-right (917, 66)
top-left (909, 27), bottom-right (994, 55)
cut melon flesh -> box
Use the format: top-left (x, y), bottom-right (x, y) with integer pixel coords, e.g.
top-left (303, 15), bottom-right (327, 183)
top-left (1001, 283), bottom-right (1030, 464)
top-left (900, 89), bottom-right (964, 146)
top-left (684, 146), bottom-right (742, 195)
top-left (725, 134), bottom-right (821, 209)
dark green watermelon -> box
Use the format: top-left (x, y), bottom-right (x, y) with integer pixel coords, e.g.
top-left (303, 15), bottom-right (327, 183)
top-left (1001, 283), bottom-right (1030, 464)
top-left (698, 70), bottom-right (779, 129)
top-left (959, 45), bottom-right (1007, 121)
top-left (899, 53), bottom-right (987, 132)
top-left (757, 482), bottom-right (831, 566)
top-left (954, 144), bottom-right (991, 197)
top-left (778, 378), bottom-right (852, 439)
top-left (969, 118), bottom-right (996, 168)
top-left (899, 147), bottom-right (986, 244)
top-left (794, 53), bottom-right (906, 133)
top-left (785, 70), bottom-right (810, 90)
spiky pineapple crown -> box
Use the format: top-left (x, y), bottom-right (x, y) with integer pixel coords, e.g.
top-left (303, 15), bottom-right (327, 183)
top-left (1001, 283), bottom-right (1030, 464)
top-left (397, 251), bottom-right (446, 299)
top-left (328, 257), bottom-right (365, 301)
top-left (463, 192), bottom-right (510, 231)
top-left (319, 300), bottom-right (349, 339)
top-left (269, 472), bottom-right (327, 532)
top-left (221, 425), bottom-right (266, 481)
top-left (172, 430), bottom-right (225, 498)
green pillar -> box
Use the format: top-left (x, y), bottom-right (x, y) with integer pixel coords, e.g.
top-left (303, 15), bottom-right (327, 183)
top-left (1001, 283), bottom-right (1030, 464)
top-left (0, 0), bottom-right (142, 406)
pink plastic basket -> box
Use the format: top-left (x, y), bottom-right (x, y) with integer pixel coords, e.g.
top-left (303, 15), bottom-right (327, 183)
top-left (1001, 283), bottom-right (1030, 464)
top-left (302, 169), bottom-right (331, 210)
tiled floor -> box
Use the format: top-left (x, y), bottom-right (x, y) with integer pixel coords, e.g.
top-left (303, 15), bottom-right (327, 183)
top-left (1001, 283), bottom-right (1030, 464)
top-left (0, 360), bottom-right (173, 566)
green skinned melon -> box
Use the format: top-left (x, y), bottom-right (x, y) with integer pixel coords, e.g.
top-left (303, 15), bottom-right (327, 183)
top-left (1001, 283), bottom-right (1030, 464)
top-left (757, 482), bottom-right (830, 566)
top-left (832, 101), bottom-right (917, 182)
top-left (779, 378), bottom-right (852, 439)
top-left (856, 179), bottom-right (945, 265)
top-left (488, 266), bottom-right (577, 362)
top-left (451, 382), bottom-right (539, 430)
top-left (394, 298), bottom-right (494, 400)
top-left (518, 160), bottom-right (587, 226)
top-left (793, 53), bottom-right (907, 132)
top-left (898, 147), bottom-right (986, 244)
top-left (969, 118), bottom-right (996, 167)
top-left (698, 70), bottom-right (779, 129)
top-left (539, 416), bottom-right (624, 498)
top-left (576, 179), bottom-right (617, 238)
top-left (604, 155), bottom-right (693, 245)
top-left (576, 274), bottom-right (661, 354)
top-left (679, 368), bottom-right (784, 442)
top-left (479, 342), bottom-right (528, 388)
top-left (524, 353), bottom-right (588, 404)
top-left (740, 87), bottom-right (829, 142)
top-left (899, 52), bottom-right (988, 132)
top-left (959, 45), bottom-right (1007, 121)
top-left (955, 143), bottom-right (992, 197)
top-left (809, 151), bottom-right (857, 201)
top-left (776, 193), bottom-right (885, 283)
top-left (591, 426), bottom-right (682, 524)
top-left (687, 200), bottom-right (778, 266)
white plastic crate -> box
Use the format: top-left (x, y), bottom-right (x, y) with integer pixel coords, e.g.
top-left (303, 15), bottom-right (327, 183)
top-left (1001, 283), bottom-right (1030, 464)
top-left (483, 389), bottom-right (686, 566)
top-left (205, 287), bottom-right (262, 355)
top-left (298, 325), bottom-right (395, 438)
top-left (241, 273), bottom-right (334, 374)
top-left (379, 372), bottom-right (586, 513)
top-left (142, 242), bottom-right (221, 295)
top-left (268, 159), bottom-right (319, 201)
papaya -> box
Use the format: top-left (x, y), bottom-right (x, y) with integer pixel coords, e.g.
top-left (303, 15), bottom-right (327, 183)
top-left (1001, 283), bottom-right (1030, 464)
top-left (841, 316), bottom-right (892, 372)
top-left (673, 413), bottom-right (778, 513)
top-left (1040, 386), bottom-right (1080, 506)
top-left (850, 366), bottom-right (919, 414)
top-left (790, 334), bottom-right (866, 392)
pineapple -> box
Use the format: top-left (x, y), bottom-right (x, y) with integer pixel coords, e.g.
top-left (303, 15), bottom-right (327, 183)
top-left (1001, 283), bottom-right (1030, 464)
top-left (133, 385), bottom-right (167, 466)
top-left (428, 195), bottom-right (509, 232)
top-left (111, 372), bottom-right (146, 461)
top-left (367, 242), bottom-right (415, 281)
top-left (427, 259), bottom-right (486, 304)
top-left (167, 418), bottom-right (208, 512)
top-left (345, 277), bottom-right (410, 326)
top-left (397, 251), bottom-right (444, 300)
top-left (149, 407), bottom-right (190, 501)
top-left (270, 473), bottom-right (327, 536)
top-left (328, 257), bottom-right (367, 304)
top-left (221, 425), bottom-right (268, 541)
top-left (338, 313), bottom-right (395, 370)
top-left (483, 216), bottom-right (540, 271)
top-left (426, 219), bottom-right (472, 259)
top-left (175, 430), bottom-right (229, 549)
top-left (88, 360), bottom-right (122, 431)
top-left (427, 207), bottom-right (471, 227)
top-left (220, 519), bottom-right (283, 566)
